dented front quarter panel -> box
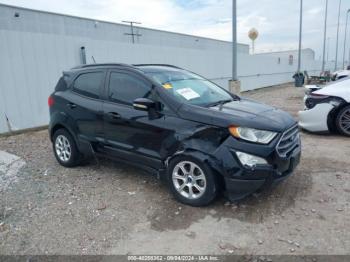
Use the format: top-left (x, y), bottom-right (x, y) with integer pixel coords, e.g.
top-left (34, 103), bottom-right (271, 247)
top-left (166, 125), bottom-right (229, 175)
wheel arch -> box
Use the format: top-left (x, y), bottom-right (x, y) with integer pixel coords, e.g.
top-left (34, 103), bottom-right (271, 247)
top-left (165, 149), bottom-right (226, 190)
top-left (50, 122), bottom-right (76, 142)
top-left (327, 102), bottom-right (350, 133)
top-left (50, 122), bottom-right (95, 160)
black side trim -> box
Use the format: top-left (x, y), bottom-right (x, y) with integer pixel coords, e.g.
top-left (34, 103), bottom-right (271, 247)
top-left (99, 145), bottom-right (163, 170)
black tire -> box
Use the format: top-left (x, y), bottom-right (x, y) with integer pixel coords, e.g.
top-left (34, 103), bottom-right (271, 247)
top-left (335, 105), bottom-right (350, 137)
top-left (52, 128), bottom-right (81, 167)
top-left (167, 155), bottom-right (219, 207)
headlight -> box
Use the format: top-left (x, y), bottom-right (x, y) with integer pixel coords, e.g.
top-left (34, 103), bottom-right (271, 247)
top-left (229, 126), bottom-right (277, 144)
top-left (236, 151), bottom-right (268, 167)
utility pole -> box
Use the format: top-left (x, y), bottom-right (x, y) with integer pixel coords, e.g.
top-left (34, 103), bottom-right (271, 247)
top-left (343, 9), bottom-right (350, 69)
top-left (327, 37), bottom-right (330, 62)
top-left (335, 0), bottom-right (342, 71)
top-left (322, 0), bottom-right (328, 73)
top-left (348, 34), bottom-right (350, 65)
top-left (122, 20), bottom-right (142, 44)
top-left (229, 0), bottom-right (240, 93)
top-left (297, 0), bottom-right (303, 73)
top-left (232, 0), bottom-right (237, 81)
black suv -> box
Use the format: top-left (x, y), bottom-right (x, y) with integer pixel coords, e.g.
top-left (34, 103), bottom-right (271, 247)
top-left (49, 63), bottom-right (301, 206)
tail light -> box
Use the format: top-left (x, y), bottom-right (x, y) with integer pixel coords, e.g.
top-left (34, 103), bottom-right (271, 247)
top-left (48, 96), bottom-right (54, 107)
top-left (305, 93), bottom-right (331, 109)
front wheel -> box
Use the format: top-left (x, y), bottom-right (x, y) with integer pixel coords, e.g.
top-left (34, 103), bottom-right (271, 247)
top-left (336, 105), bottom-right (350, 136)
top-left (167, 156), bottom-right (219, 206)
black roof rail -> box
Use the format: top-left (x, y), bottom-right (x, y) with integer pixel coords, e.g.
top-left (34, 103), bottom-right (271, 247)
top-left (133, 64), bottom-right (183, 69)
top-left (71, 63), bottom-right (133, 69)
top-left (70, 63), bottom-right (184, 71)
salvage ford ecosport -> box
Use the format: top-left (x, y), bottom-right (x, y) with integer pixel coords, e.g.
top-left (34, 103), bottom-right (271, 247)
top-left (49, 64), bottom-right (301, 206)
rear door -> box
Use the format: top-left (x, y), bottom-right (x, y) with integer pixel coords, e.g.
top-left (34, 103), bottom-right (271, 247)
top-left (63, 70), bottom-right (106, 143)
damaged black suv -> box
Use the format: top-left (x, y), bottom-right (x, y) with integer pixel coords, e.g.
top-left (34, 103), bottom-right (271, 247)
top-left (49, 64), bottom-right (301, 206)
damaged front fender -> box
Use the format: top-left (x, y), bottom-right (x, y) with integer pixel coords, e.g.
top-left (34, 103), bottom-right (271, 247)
top-left (164, 125), bottom-right (237, 179)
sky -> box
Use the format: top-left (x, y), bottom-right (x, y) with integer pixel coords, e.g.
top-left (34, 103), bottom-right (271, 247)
top-left (1, 0), bottom-right (350, 61)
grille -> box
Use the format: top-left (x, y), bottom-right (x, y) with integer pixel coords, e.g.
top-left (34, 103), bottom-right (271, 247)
top-left (277, 124), bottom-right (300, 158)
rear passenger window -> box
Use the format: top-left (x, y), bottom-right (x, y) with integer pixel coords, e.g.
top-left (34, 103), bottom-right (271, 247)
top-left (108, 72), bottom-right (151, 105)
top-left (73, 72), bottom-right (104, 99)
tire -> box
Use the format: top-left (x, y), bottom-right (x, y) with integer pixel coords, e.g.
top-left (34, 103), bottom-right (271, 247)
top-left (167, 155), bottom-right (219, 207)
top-left (53, 128), bottom-right (81, 167)
top-left (335, 105), bottom-right (350, 137)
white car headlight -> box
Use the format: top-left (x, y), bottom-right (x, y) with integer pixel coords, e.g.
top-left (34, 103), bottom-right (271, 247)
top-left (229, 126), bottom-right (277, 144)
top-left (236, 151), bottom-right (268, 167)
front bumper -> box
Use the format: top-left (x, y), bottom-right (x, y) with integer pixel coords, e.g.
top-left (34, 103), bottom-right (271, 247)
top-left (224, 147), bottom-right (301, 201)
top-left (298, 103), bottom-right (334, 132)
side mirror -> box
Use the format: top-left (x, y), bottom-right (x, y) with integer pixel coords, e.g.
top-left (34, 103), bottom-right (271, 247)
top-left (133, 98), bottom-right (160, 111)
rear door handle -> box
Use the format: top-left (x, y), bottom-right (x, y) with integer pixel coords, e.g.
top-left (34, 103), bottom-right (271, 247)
top-left (107, 112), bottom-right (121, 119)
top-left (67, 103), bottom-right (77, 109)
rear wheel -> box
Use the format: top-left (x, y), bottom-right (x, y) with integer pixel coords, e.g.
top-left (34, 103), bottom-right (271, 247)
top-left (53, 129), bottom-right (80, 167)
top-left (167, 156), bottom-right (218, 206)
top-left (336, 105), bottom-right (350, 136)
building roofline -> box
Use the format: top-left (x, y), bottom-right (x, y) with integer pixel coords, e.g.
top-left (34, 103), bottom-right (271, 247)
top-left (0, 3), bottom-right (249, 47)
top-left (254, 48), bottom-right (315, 55)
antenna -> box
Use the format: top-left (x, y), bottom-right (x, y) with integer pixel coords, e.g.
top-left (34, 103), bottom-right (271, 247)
top-left (122, 20), bottom-right (142, 44)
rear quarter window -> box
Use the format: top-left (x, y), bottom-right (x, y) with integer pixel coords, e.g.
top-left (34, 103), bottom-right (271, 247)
top-left (55, 77), bottom-right (68, 91)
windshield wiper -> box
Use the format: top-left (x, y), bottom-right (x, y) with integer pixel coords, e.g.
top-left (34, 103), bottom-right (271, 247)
top-left (206, 99), bottom-right (233, 108)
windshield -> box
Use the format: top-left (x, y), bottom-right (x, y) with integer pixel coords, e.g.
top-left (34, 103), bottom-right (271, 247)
top-left (145, 70), bottom-right (234, 106)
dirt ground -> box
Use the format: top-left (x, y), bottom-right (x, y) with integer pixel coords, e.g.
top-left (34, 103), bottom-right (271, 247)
top-left (0, 83), bottom-right (349, 256)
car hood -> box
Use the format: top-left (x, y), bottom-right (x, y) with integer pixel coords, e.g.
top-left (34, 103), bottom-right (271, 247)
top-left (178, 98), bottom-right (296, 132)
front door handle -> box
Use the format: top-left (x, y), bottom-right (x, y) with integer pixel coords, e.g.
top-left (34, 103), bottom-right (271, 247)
top-left (67, 102), bottom-right (77, 109)
top-left (107, 112), bottom-right (121, 119)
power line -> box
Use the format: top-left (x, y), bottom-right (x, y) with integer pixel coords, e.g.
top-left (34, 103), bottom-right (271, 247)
top-left (122, 20), bottom-right (142, 44)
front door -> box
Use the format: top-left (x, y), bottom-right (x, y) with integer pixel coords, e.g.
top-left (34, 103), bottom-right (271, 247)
top-left (102, 70), bottom-right (170, 169)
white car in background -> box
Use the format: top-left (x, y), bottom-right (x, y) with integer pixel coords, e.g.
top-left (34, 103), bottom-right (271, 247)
top-left (298, 78), bottom-right (350, 136)
top-left (331, 69), bottom-right (350, 81)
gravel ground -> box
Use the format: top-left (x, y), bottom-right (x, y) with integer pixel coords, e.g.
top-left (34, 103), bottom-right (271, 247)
top-left (0, 83), bottom-right (349, 255)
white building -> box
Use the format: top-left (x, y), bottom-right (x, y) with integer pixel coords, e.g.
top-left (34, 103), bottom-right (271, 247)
top-left (0, 4), bottom-right (327, 134)
top-left (254, 49), bottom-right (315, 65)
top-left (254, 48), bottom-right (315, 61)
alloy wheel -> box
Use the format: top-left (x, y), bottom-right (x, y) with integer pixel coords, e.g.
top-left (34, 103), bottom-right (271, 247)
top-left (339, 108), bottom-right (350, 135)
top-left (55, 135), bottom-right (72, 162)
top-left (172, 161), bottom-right (207, 200)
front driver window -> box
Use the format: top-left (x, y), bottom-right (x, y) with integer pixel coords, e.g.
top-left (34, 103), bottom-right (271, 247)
top-left (108, 72), bottom-right (151, 105)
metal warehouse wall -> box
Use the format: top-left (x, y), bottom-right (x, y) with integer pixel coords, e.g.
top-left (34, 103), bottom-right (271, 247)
top-left (254, 49), bottom-right (316, 61)
top-left (0, 4), bottom-right (329, 134)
